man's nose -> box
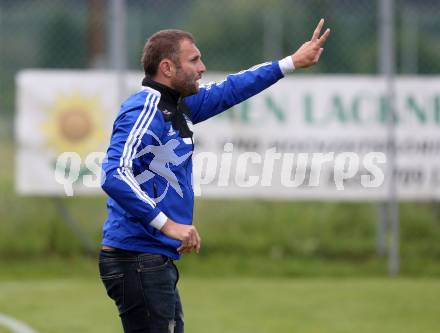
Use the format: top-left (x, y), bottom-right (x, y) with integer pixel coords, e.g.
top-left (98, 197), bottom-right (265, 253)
top-left (199, 61), bottom-right (206, 73)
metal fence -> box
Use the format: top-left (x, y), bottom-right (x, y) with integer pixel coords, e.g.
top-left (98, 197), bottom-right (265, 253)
top-left (1, 0), bottom-right (440, 117)
top-left (1, 0), bottom-right (440, 275)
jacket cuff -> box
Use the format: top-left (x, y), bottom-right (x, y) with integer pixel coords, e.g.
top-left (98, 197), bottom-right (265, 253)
top-left (149, 211), bottom-right (168, 230)
top-left (278, 56), bottom-right (295, 75)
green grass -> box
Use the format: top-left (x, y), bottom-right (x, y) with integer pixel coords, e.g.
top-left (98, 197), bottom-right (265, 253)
top-left (0, 276), bottom-right (439, 333)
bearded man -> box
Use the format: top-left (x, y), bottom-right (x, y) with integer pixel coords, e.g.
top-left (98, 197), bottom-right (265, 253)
top-left (99, 19), bottom-right (330, 333)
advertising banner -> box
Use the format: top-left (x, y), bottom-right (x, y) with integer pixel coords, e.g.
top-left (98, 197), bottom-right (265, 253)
top-left (16, 70), bottom-right (440, 200)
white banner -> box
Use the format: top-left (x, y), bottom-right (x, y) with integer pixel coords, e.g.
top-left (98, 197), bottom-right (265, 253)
top-left (16, 70), bottom-right (440, 200)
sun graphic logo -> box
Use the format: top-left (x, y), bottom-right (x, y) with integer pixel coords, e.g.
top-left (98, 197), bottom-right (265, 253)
top-left (43, 93), bottom-right (107, 184)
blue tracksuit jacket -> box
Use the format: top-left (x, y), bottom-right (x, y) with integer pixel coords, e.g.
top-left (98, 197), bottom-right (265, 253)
top-left (101, 60), bottom-right (285, 259)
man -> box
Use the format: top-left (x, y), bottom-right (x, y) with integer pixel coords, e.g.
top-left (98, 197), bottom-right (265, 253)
top-left (99, 19), bottom-right (330, 333)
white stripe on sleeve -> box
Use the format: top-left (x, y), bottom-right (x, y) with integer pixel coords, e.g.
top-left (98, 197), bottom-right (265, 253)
top-left (120, 93), bottom-right (153, 167)
top-left (117, 168), bottom-right (156, 208)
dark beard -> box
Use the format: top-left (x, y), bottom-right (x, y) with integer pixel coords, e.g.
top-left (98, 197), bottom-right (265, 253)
top-left (172, 67), bottom-right (199, 96)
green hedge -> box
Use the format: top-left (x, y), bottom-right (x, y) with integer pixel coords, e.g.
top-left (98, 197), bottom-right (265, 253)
top-left (1, 140), bottom-right (440, 276)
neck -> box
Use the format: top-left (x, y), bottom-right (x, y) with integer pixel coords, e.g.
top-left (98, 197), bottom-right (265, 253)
top-left (151, 75), bottom-right (174, 90)
top-left (142, 77), bottom-right (181, 105)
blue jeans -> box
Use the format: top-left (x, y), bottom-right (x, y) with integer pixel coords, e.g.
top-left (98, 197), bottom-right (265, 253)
top-left (99, 248), bottom-right (184, 333)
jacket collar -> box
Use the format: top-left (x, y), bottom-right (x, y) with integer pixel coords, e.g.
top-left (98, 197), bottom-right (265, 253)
top-left (142, 77), bottom-right (180, 106)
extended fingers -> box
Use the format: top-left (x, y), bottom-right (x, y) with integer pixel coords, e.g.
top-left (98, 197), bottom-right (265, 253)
top-left (318, 28), bottom-right (331, 46)
top-left (311, 18), bottom-right (324, 41)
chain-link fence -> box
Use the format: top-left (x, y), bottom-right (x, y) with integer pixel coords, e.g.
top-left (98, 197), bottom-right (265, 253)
top-left (1, 0), bottom-right (440, 275)
top-left (1, 0), bottom-right (440, 120)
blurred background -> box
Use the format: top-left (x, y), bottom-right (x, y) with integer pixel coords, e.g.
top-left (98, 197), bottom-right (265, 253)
top-left (1, 1), bottom-right (440, 333)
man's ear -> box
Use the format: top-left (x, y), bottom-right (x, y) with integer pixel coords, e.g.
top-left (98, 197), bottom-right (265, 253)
top-left (159, 59), bottom-right (175, 78)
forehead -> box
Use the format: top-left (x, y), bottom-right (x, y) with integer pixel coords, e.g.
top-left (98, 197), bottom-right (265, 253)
top-left (178, 39), bottom-right (201, 58)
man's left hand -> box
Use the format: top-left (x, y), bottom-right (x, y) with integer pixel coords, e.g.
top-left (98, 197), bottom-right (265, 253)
top-left (291, 18), bottom-right (331, 69)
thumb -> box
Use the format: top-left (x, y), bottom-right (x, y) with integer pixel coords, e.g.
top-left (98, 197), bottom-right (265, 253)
top-left (314, 48), bottom-right (324, 62)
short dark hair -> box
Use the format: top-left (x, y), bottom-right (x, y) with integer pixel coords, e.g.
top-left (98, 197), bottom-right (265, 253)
top-left (141, 29), bottom-right (195, 77)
